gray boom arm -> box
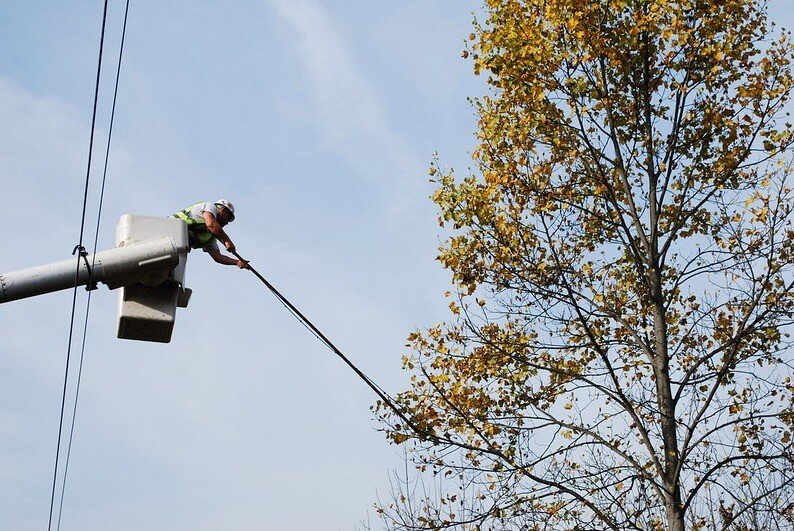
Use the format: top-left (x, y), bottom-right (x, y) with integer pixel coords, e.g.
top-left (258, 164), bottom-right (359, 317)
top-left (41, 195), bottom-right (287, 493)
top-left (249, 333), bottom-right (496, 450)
top-left (0, 238), bottom-right (179, 304)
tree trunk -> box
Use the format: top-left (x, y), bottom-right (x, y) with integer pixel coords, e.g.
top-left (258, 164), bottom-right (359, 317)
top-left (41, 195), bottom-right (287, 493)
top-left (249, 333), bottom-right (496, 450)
top-left (649, 264), bottom-right (684, 531)
top-left (666, 501), bottom-right (686, 531)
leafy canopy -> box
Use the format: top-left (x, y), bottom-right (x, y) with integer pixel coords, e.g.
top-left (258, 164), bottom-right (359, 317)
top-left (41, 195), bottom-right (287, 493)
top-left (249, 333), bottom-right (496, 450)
top-left (376, 1), bottom-right (794, 530)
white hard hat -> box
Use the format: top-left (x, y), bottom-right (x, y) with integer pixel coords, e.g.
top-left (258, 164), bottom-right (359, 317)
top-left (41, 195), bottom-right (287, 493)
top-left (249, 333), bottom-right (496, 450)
top-left (215, 199), bottom-right (235, 221)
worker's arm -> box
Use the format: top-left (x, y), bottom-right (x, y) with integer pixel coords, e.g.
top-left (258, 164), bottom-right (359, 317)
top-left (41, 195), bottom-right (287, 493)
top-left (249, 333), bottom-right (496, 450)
top-left (207, 249), bottom-right (249, 269)
top-left (201, 210), bottom-right (235, 252)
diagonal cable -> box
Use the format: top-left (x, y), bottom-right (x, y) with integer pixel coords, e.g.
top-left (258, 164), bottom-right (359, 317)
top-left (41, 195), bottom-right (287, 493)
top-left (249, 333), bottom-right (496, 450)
top-left (230, 250), bottom-right (437, 441)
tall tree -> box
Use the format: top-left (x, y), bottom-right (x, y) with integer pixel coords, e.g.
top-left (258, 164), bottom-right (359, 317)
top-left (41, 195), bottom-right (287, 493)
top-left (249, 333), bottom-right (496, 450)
top-left (375, 1), bottom-right (794, 529)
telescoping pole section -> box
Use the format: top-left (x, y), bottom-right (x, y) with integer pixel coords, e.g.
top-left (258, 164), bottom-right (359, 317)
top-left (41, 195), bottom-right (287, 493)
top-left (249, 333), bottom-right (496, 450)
top-left (0, 238), bottom-right (179, 304)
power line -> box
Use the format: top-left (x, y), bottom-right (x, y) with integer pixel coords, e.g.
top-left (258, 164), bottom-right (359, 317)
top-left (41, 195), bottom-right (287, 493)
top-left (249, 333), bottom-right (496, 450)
top-left (48, 1), bottom-right (110, 530)
top-left (55, 1), bottom-right (132, 528)
top-left (230, 251), bottom-right (525, 471)
top-left (230, 251), bottom-right (436, 442)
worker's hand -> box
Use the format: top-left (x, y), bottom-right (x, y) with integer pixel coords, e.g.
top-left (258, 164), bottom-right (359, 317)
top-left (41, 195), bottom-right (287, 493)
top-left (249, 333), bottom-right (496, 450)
top-left (236, 259), bottom-right (250, 269)
top-left (225, 240), bottom-right (236, 253)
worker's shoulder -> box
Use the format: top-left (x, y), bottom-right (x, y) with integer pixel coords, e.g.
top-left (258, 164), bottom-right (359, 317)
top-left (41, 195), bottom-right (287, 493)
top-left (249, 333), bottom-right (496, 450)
top-left (187, 201), bottom-right (215, 214)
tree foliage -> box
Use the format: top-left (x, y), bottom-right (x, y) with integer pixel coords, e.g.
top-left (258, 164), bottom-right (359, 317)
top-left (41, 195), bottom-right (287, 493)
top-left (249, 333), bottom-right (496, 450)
top-left (375, 1), bottom-right (794, 530)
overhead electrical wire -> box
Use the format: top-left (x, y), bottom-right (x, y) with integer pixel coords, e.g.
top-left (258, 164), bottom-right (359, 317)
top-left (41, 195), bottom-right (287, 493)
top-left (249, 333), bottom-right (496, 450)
top-left (229, 252), bottom-right (528, 471)
top-left (48, 1), bottom-right (110, 529)
top-left (55, 1), bottom-right (132, 529)
top-left (230, 251), bottom-right (438, 443)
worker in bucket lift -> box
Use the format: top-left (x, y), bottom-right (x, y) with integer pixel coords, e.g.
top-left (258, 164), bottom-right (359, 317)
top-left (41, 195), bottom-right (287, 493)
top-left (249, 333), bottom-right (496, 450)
top-left (171, 200), bottom-right (249, 269)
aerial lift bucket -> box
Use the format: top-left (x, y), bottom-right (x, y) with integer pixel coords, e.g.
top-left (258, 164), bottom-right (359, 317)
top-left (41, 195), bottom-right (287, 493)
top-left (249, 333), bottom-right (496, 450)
top-left (115, 215), bottom-right (191, 343)
top-left (0, 215), bottom-right (192, 343)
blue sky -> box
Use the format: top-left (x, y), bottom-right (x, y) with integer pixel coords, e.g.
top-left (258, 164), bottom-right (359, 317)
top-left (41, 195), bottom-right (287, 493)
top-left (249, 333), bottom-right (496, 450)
top-left (1, 2), bottom-right (482, 530)
top-left (1, 2), bottom-right (792, 530)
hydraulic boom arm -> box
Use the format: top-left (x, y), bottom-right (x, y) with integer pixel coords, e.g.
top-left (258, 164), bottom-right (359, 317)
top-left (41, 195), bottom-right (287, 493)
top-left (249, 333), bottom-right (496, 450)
top-left (0, 238), bottom-right (179, 303)
top-left (0, 215), bottom-right (191, 343)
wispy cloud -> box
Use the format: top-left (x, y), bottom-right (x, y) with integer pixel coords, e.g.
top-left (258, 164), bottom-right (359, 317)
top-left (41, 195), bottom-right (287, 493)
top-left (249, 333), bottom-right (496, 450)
top-left (0, 79), bottom-right (90, 263)
top-left (269, 0), bottom-right (424, 200)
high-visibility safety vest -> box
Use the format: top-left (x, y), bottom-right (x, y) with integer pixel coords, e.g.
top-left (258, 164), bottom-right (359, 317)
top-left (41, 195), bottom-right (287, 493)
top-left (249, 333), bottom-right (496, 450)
top-left (171, 202), bottom-right (217, 249)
